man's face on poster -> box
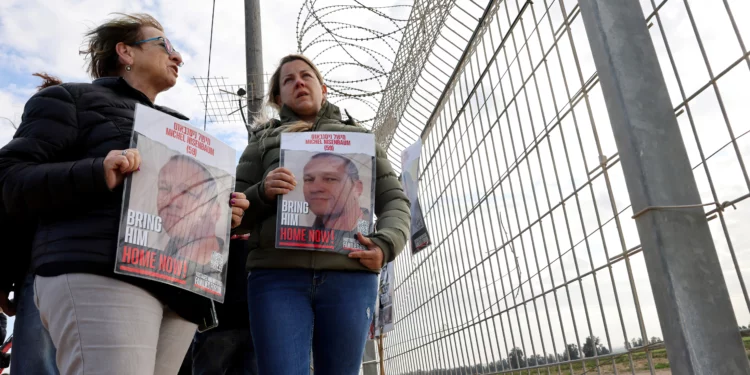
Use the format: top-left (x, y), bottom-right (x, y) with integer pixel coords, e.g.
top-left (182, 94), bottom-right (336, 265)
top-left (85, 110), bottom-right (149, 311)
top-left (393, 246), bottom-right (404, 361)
top-left (157, 159), bottom-right (219, 238)
top-left (303, 155), bottom-right (363, 218)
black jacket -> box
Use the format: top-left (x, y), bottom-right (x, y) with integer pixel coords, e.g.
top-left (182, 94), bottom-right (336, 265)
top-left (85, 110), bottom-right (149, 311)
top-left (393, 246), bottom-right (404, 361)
top-left (0, 199), bottom-right (35, 299)
top-left (0, 313), bottom-right (6, 343)
top-left (0, 77), bottom-right (216, 328)
top-left (211, 239), bottom-right (250, 331)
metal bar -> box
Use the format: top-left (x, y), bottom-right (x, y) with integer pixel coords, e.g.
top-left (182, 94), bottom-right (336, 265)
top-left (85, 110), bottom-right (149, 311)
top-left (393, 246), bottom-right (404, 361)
top-left (578, 1), bottom-right (750, 374)
top-left (467, 64), bottom-right (502, 371)
top-left (431, 115), bottom-right (466, 373)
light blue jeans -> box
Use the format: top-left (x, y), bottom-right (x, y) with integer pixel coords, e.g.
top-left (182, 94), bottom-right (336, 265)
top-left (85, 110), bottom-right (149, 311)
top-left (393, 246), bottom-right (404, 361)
top-left (247, 269), bottom-right (377, 375)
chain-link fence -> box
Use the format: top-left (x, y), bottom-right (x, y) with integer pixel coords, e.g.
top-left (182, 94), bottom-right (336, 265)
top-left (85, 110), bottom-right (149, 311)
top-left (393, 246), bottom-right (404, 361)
top-left (378, 0), bottom-right (750, 373)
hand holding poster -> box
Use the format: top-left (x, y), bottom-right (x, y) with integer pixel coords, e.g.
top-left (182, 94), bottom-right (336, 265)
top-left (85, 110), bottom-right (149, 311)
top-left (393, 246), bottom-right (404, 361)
top-left (276, 132), bottom-right (376, 253)
top-left (115, 104), bottom-right (237, 302)
top-left (401, 139), bottom-right (431, 254)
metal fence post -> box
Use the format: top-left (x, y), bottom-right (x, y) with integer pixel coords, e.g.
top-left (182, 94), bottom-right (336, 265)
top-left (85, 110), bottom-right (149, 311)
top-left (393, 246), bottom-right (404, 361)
top-left (244, 0), bottom-right (264, 135)
top-left (578, 1), bottom-right (750, 374)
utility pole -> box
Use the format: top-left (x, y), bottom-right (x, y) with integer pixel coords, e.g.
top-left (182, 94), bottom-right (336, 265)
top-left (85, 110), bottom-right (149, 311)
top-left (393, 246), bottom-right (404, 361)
top-left (244, 0), bottom-right (264, 137)
top-left (579, 1), bottom-right (750, 374)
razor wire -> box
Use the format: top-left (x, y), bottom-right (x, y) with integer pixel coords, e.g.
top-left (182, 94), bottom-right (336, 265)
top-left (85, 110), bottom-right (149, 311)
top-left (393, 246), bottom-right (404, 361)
top-left (296, 0), bottom-right (412, 127)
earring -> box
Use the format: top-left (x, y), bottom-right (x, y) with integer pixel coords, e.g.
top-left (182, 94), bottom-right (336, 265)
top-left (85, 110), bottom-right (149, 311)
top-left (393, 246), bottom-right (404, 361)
top-left (126, 65), bottom-right (132, 71)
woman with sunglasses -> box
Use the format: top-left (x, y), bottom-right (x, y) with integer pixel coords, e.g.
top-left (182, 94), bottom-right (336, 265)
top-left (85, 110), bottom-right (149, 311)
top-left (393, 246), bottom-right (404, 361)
top-left (0, 13), bottom-right (249, 375)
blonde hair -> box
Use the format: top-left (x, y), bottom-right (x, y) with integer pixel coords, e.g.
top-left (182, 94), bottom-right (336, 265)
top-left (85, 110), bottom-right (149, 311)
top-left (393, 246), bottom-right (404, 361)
top-left (252, 54), bottom-right (326, 134)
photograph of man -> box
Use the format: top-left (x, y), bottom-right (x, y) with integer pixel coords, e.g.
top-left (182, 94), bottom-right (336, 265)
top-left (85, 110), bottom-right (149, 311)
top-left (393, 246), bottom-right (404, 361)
top-left (401, 168), bottom-right (425, 233)
top-left (302, 153), bottom-right (370, 234)
top-left (157, 154), bottom-right (224, 266)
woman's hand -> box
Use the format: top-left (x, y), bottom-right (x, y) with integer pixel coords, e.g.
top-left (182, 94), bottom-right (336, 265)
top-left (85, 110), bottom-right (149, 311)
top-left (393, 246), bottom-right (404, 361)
top-left (230, 192), bottom-right (250, 228)
top-left (263, 167), bottom-right (296, 201)
top-left (348, 233), bottom-right (385, 270)
top-left (103, 149), bottom-right (141, 190)
top-left (230, 192), bottom-right (251, 240)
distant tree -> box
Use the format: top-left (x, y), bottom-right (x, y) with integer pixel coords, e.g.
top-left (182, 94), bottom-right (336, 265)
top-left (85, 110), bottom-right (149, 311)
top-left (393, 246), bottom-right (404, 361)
top-left (488, 361), bottom-right (501, 372)
top-left (501, 358), bottom-right (509, 370)
top-left (562, 343), bottom-right (580, 361)
top-left (527, 355), bottom-right (538, 366)
top-left (527, 354), bottom-right (547, 366)
top-left (508, 347), bottom-right (526, 369)
top-left (583, 335), bottom-right (612, 357)
top-left (547, 353), bottom-right (558, 364)
top-left (630, 337), bottom-right (644, 348)
top-left (583, 336), bottom-right (601, 357)
top-left (649, 336), bottom-right (663, 345)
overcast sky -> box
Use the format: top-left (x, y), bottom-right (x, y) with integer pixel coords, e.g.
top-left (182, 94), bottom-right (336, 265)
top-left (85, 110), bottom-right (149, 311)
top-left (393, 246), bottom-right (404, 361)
top-left (0, 0), bottom-right (409, 149)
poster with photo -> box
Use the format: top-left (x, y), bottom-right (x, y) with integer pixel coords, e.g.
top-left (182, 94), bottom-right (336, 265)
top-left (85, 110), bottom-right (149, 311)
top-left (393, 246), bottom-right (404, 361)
top-left (401, 139), bottom-right (431, 254)
top-left (276, 132), bottom-right (376, 254)
top-left (114, 104), bottom-right (237, 302)
top-left (369, 261), bottom-right (395, 339)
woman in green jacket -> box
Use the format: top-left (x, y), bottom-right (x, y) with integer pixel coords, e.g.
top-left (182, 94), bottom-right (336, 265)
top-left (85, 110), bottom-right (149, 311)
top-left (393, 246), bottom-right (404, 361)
top-left (235, 54), bottom-right (410, 374)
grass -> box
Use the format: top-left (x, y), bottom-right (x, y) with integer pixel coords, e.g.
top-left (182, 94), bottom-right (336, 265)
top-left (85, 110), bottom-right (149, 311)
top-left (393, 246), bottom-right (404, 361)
top-left (492, 337), bottom-right (750, 374)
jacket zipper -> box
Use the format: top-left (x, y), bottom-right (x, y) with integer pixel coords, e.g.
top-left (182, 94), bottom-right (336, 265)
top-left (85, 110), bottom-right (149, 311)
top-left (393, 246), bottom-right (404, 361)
top-left (310, 115), bottom-right (323, 271)
top-left (312, 114), bottom-right (325, 132)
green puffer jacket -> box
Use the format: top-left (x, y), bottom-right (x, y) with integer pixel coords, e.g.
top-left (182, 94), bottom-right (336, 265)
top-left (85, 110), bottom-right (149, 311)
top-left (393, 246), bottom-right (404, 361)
top-left (235, 102), bottom-right (411, 273)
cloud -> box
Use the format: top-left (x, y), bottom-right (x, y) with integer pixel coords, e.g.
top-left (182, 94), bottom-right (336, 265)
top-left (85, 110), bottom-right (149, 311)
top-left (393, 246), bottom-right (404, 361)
top-left (0, 0), bottom-right (410, 151)
top-left (0, 0), bottom-right (300, 151)
top-left (0, 84), bottom-right (32, 144)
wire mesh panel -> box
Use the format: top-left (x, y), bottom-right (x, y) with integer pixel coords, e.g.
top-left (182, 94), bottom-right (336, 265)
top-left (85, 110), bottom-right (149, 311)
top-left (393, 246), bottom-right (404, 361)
top-left (380, 0), bottom-right (750, 374)
top-left (644, 0), bottom-right (750, 336)
top-left (376, 0), bottom-right (490, 168)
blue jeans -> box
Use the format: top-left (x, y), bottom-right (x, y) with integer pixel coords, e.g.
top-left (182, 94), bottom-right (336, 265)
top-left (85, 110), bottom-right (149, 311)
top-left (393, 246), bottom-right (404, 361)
top-left (10, 274), bottom-right (59, 375)
top-left (192, 329), bottom-right (257, 375)
top-left (247, 269), bottom-right (377, 375)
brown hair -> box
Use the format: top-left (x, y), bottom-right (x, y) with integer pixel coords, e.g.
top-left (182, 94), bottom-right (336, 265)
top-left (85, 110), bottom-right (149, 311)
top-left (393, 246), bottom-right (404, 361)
top-left (32, 72), bottom-right (62, 91)
top-left (80, 13), bottom-right (163, 79)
